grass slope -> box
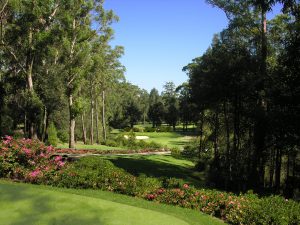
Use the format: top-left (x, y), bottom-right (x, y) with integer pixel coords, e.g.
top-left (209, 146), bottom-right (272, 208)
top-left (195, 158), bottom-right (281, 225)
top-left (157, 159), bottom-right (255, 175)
top-left (102, 155), bottom-right (206, 188)
top-left (0, 180), bottom-right (224, 225)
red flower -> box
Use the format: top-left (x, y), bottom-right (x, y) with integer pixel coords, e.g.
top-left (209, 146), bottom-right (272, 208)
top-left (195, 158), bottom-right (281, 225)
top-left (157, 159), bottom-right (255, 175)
top-left (183, 184), bottom-right (189, 189)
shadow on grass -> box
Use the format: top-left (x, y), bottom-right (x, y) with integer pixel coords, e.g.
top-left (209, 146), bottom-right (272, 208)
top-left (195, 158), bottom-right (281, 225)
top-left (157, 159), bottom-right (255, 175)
top-left (0, 183), bottom-right (106, 225)
top-left (107, 156), bottom-right (205, 188)
top-left (168, 140), bottom-right (189, 147)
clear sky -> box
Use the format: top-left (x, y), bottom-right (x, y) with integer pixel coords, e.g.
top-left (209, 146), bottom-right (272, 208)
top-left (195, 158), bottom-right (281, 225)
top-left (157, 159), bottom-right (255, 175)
top-left (104, 0), bottom-right (281, 93)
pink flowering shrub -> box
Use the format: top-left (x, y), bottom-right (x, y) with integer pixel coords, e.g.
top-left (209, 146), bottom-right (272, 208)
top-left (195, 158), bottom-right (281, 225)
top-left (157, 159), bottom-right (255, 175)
top-left (144, 184), bottom-right (300, 225)
top-left (0, 136), bottom-right (66, 184)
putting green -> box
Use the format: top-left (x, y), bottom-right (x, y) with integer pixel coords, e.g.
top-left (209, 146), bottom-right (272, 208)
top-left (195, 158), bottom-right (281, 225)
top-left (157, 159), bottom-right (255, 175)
top-left (0, 182), bottom-right (188, 225)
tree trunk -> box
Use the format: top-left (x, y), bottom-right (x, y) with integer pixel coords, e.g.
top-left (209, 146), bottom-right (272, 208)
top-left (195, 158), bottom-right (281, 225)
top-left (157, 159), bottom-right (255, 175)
top-left (27, 58), bottom-right (38, 139)
top-left (275, 148), bottom-right (282, 192)
top-left (198, 111), bottom-right (204, 159)
top-left (269, 148), bottom-right (275, 189)
top-left (95, 97), bottom-right (100, 144)
top-left (213, 110), bottom-right (220, 165)
top-left (223, 101), bottom-right (231, 189)
top-left (69, 94), bottom-right (75, 148)
top-left (26, 27), bottom-right (38, 139)
top-left (90, 84), bottom-right (94, 145)
top-left (81, 112), bottom-right (87, 144)
top-left (101, 90), bottom-right (107, 142)
top-left (24, 113), bottom-right (27, 138)
top-left (41, 106), bottom-right (47, 142)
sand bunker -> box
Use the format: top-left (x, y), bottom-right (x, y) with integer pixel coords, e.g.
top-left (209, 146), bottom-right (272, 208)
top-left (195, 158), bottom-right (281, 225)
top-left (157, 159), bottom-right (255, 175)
top-left (124, 135), bottom-right (149, 140)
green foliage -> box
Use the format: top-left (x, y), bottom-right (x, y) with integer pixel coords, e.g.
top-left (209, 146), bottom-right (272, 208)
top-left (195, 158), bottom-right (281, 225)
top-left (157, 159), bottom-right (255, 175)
top-left (47, 123), bottom-right (59, 146)
top-left (149, 102), bottom-right (165, 127)
top-left (0, 115), bottom-right (14, 136)
top-left (156, 126), bottom-right (172, 132)
top-left (163, 177), bottom-right (186, 189)
top-left (57, 130), bottom-right (68, 143)
top-left (104, 139), bottom-right (119, 147)
top-left (132, 127), bottom-right (143, 132)
top-left (144, 127), bottom-right (157, 132)
top-left (25, 91), bottom-right (43, 122)
top-left (70, 98), bottom-right (85, 119)
top-left (55, 157), bottom-right (162, 197)
top-left (170, 147), bottom-right (181, 158)
top-left (0, 156), bottom-right (3, 177)
top-left (109, 133), bottom-right (163, 150)
top-left (181, 144), bottom-right (198, 158)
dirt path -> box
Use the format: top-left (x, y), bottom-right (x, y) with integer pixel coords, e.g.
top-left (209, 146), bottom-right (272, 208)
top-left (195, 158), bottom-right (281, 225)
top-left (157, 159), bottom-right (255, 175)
top-left (56, 151), bottom-right (171, 158)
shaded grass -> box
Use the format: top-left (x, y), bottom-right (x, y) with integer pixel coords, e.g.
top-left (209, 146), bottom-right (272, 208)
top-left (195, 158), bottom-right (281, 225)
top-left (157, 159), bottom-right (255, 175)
top-left (102, 155), bottom-right (206, 188)
top-left (0, 180), bottom-right (224, 225)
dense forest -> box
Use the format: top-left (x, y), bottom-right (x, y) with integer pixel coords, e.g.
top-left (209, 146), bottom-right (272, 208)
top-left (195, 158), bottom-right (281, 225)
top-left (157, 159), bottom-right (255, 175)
top-left (0, 0), bottom-right (299, 198)
top-left (183, 0), bottom-right (300, 196)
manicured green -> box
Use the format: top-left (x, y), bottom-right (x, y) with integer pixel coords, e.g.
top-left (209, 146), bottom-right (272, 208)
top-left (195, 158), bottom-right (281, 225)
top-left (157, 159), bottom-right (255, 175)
top-left (57, 141), bottom-right (126, 150)
top-left (0, 180), bottom-right (224, 225)
top-left (133, 131), bottom-right (196, 149)
top-left (103, 154), bottom-right (206, 188)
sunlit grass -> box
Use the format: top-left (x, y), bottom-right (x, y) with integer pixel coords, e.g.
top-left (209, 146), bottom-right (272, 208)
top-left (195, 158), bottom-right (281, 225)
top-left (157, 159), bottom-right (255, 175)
top-left (0, 180), bottom-right (224, 225)
top-left (57, 141), bottom-right (126, 151)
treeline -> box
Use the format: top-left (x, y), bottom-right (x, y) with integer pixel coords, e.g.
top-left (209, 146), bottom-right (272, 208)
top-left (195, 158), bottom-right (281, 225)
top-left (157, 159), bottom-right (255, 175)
top-left (103, 81), bottom-right (196, 133)
top-left (0, 0), bottom-right (128, 148)
top-left (183, 1), bottom-right (300, 197)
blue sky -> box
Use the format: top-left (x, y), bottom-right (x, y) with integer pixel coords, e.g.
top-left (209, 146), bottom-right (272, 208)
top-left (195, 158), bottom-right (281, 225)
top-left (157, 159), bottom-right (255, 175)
top-left (104, 0), bottom-right (281, 93)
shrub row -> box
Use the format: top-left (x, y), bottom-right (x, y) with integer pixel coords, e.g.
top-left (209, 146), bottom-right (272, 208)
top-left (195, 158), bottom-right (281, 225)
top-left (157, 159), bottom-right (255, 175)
top-left (145, 186), bottom-right (299, 225)
top-left (52, 157), bottom-right (162, 196)
top-left (103, 133), bottom-right (163, 150)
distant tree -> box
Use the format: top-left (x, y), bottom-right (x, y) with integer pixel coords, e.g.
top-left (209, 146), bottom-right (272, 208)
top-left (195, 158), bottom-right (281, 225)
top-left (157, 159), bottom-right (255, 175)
top-left (139, 89), bottom-right (150, 124)
top-left (162, 82), bottom-right (179, 130)
top-left (148, 88), bottom-right (164, 127)
top-left (149, 88), bottom-right (160, 106)
top-left (125, 100), bottom-right (142, 128)
top-left (148, 102), bottom-right (165, 128)
top-left (176, 83), bottom-right (197, 131)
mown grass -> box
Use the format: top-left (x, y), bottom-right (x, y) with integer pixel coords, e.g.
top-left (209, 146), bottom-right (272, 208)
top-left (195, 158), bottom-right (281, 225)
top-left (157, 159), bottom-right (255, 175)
top-left (102, 154), bottom-right (206, 188)
top-left (0, 180), bottom-right (224, 225)
top-left (57, 141), bottom-right (126, 150)
top-left (133, 131), bottom-right (196, 149)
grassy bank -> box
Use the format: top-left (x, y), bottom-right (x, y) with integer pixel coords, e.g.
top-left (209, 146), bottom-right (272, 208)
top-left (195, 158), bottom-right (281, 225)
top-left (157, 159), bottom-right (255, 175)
top-left (0, 180), bottom-right (224, 225)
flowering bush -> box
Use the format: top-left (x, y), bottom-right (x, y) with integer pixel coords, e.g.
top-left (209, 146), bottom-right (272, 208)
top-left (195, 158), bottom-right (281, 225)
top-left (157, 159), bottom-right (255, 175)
top-left (0, 136), bottom-right (66, 184)
top-left (53, 157), bottom-right (161, 197)
top-left (144, 185), bottom-right (300, 225)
